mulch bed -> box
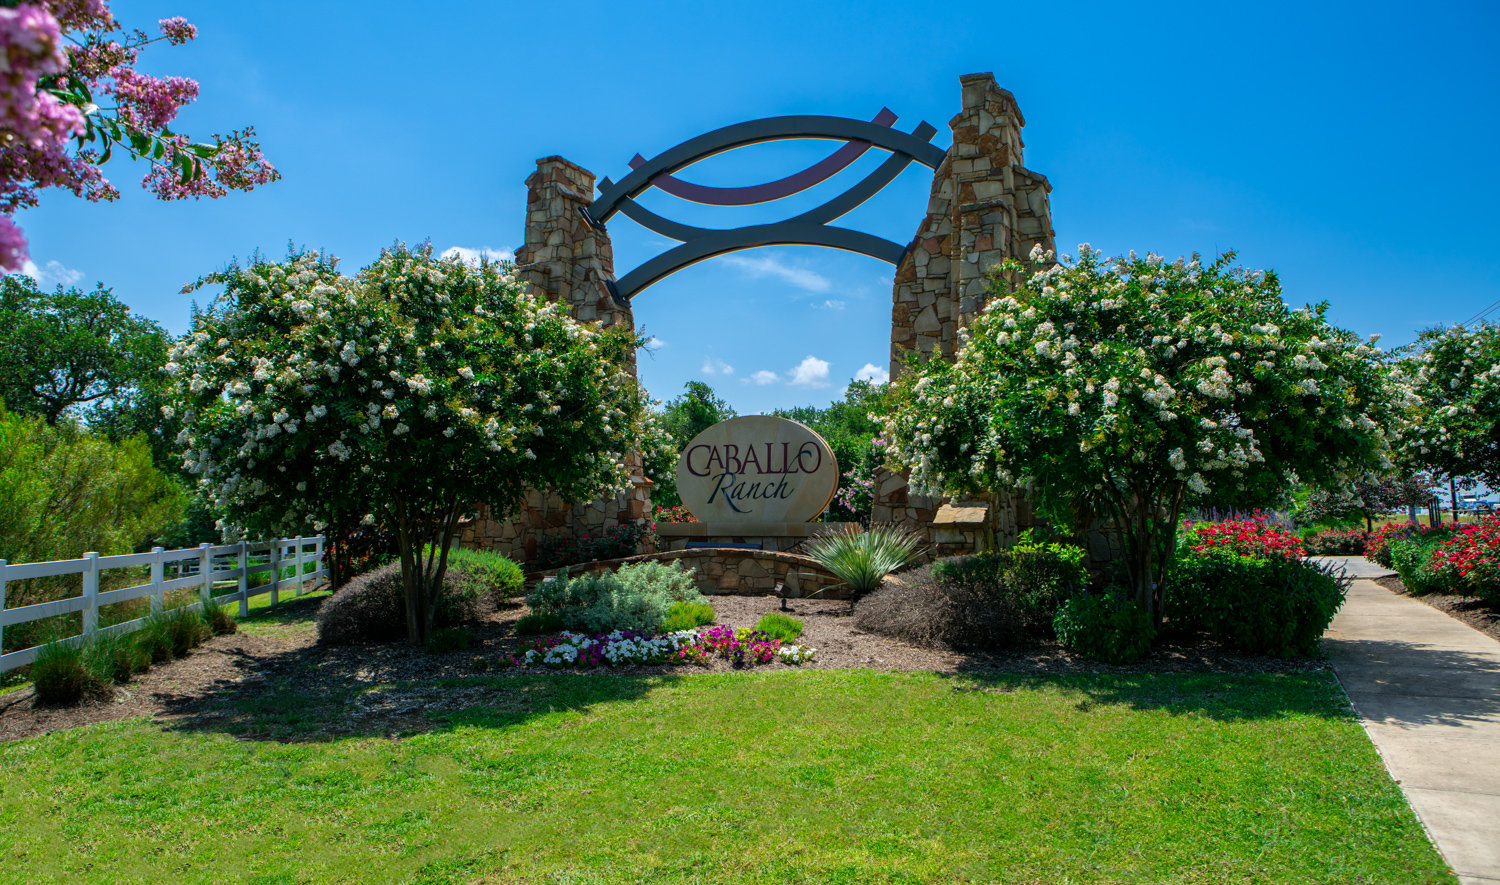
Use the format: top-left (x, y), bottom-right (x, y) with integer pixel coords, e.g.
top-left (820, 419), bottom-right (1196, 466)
top-left (0, 591), bottom-right (1327, 744)
top-left (1374, 574), bottom-right (1500, 642)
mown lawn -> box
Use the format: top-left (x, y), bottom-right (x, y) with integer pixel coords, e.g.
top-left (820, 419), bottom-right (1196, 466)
top-left (0, 669), bottom-right (1452, 884)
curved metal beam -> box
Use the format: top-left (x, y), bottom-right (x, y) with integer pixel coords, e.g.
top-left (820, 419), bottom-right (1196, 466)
top-left (612, 225), bottom-right (906, 301)
top-left (626, 108), bottom-right (898, 206)
top-left (589, 115), bottom-right (946, 223)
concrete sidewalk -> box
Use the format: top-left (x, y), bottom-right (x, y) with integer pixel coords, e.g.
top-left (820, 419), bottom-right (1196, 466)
top-left (1321, 558), bottom-right (1500, 884)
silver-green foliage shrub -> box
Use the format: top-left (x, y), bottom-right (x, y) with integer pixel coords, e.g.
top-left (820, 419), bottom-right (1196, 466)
top-left (526, 561), bottom-right (704, 636)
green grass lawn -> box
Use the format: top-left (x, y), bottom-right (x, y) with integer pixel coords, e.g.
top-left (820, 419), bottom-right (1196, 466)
top-left (0, 668), bottom-right (1451, 884)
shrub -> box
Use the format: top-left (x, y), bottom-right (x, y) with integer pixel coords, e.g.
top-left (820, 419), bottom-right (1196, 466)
top-left (526, 562), bottom-right (704, 637)
top-left (662, 601), bottom-right (716, 634)
top-left (1365, 522), bottom-right (1450, 567)
top-left (1166, 549), bottom-right (1348, 656)
top-left (201, 598), bottom-right (237, 636)
top-left (441, 547), bottom-right (524, 598)
top-left (1427, 515), bottom-right (1500, 602)
top-left (1302, 528), bottom-right (1374, 556)
top-left (754, 612), bottom-right (803, 642)
top-left (315, 560), bottom-right (502, 645)
top-left (1183, 513), bottom-right (1305, 560)
top-left (857, 537), bottom-right (1089, 650)
top-left (535, 523), bottom-right (652, 570)
top-left (805, 525), bottom-right (924, 598)
top-left (1389, 536), bottom-right (1459, 595)
top-left (1053, 591), bottom-right (1156, 664)
top-left (514, 610), bottom-right (564, 636)
top-left (426, 627), bottom-right (473, 654)
top-left (32, 640), bottom-right (109, 704)
top-left (83, 632), bottom-right (147, 684)
top-left (136, 612), bottom-right (176, 663)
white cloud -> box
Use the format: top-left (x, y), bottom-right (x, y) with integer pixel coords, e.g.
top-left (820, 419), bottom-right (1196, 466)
top-left (789, 355), bottom-right (831, 388)
top-left (854, 363), bottom-right (889, 384)
top-left (643, 337), bottom-right (666, 352)
top-left (817, 299), bottom-right (846, 310)
top-left (19, 259), bottom-right (84, 289)
top-left (440, 245), bottom-right (514, 265)
top-left (701, 357), bottom-right (734, 376)
top-left (721, 252), bottom-right (832, 293)
top-left (747, 370), bottom-right (780, 385)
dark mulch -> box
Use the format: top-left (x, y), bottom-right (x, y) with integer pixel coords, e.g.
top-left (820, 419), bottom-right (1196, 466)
top-left (1375, 574), bottom-right (1500, 642)
top-left (0, 590), bottom-right (1328, 743)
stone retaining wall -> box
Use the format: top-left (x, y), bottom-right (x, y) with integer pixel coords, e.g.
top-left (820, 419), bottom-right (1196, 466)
top-left (530, 548), bottom-right (848, 599)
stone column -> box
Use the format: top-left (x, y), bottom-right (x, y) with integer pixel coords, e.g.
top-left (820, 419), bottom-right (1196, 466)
top-left (875, 73), bottom-right (1056, 539)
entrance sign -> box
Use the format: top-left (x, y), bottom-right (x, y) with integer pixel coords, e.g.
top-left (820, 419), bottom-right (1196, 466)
top-left (676, 416), bottom-right (839, 523)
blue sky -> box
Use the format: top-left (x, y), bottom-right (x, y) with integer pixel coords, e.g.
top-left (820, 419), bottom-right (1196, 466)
top-left (17, 0), bottom-right (1500, 415)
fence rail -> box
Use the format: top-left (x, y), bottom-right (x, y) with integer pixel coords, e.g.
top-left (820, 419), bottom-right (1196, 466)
top-left (0, 536), bottom-right (325, 674)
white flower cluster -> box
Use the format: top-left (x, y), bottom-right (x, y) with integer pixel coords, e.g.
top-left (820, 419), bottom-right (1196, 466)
top-left (523, 630), bottom-right (700, 667)
top-left (776, 644), bottom-right (817, 664)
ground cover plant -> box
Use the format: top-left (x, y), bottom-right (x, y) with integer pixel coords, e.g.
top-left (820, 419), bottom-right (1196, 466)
top-left (0, 669), bottom-right (1452, 883)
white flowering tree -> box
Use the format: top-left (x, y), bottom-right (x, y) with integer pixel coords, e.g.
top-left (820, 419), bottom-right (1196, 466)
top-left (167, 244), bottom-right (647, 644)
top-left (883, 246), bottom-right (1402, 618)
top-left (1401, 322), bottom-right (1500, 487)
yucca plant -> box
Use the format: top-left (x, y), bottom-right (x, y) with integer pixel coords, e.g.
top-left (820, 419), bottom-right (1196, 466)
top-left (805, 525), bottom-right (925, 599)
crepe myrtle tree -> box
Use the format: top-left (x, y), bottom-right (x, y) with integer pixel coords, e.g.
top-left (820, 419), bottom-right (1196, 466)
top-left (1401, 322), bottom-right (1500, 488)
top-left (166, 243), bottom-right (648, 644)
top-left (883, 245), bottom-right (1404, 619)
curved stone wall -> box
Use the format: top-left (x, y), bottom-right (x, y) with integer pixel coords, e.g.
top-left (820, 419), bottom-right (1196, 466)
top-left (530, 547), bottom-right (847, 599)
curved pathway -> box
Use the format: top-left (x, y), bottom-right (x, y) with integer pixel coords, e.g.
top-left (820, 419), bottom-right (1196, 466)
top-left (1318, 556), bottom-right (1500, 884)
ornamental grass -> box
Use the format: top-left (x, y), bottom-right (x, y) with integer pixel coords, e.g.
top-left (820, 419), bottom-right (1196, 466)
top-left (804, 524), bottom-right (924, 598)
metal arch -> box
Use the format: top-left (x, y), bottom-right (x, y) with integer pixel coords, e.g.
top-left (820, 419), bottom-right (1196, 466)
top-left (612, 224), bottom-right (905, 301)
top-left (602, 120), bottom-right (939, 245)
top-left (587, 114), bottom-right (946, 224)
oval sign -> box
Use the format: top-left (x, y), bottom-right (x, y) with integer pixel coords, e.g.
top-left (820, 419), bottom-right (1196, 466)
top-left (676, 416), bottom-right (839, 524)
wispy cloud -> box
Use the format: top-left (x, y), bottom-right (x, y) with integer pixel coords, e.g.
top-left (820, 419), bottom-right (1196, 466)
top-left (721, 252), bottom-right (832, 293)
top-left (854, 363), bottom-right (889, 384)
top-left (441, 245), bottom-right (515, 265)
top-left (701, 357), bottom-right (734, 376)
top-left (817, 299), bottom-right (846, 310)
top-left (20, 259), bottom-right (84, 289)
top-left (747, 369), bottom-right (779, 385)
top-left (789, 355), bottom-right (831, 388)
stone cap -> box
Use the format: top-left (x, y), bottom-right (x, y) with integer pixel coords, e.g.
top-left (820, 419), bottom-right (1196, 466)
top-left (959, 72), bottom-right (1024, 127)
top-left (932, 504), bottom-right (988, 526)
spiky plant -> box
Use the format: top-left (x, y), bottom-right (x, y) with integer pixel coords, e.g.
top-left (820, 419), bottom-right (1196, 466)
top-left (804, 525), bottom-right (925, 599)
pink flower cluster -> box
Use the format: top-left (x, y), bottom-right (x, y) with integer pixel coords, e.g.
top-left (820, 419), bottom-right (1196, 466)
top-left (108, 65), bottom-right (197, 130)
top-left (1184, 512), bottom-right (1306, 560)
top-left (0, 6), bottom-right (82, 150)
top-left (157, 16), bottom-right (194, 45)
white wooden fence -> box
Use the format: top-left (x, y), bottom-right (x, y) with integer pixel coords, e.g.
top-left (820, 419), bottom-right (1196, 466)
top-left (0, 536), bottom-right (325, 675)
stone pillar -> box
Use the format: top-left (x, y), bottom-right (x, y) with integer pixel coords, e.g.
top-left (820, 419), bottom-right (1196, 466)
top-left (875, 73), bottom-right (1056, 541)
top-left (461, 156), bottom-right (652, 565)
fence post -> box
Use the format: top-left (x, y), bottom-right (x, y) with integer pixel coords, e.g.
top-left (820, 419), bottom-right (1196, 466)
top-left (199, 542), bottom-right (212, 609)
top-left (81, 551), bottom-right (100, 640)
top-left (237, 540), bottom-right (249, 618)
top-left (0, 560), bottom-right (7, 658)
top-left (314, 536), bottom-right (325, 587)
top-left (294, 538), bottom-right (305, 598)
top-left (150, 546), bottom-right (164, 615)
top-left (269, 539), bottom-right (282, 608)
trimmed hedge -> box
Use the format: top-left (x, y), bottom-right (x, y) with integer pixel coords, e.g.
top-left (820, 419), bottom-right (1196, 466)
top-left (1166, 549), bottom-right (1348, 657)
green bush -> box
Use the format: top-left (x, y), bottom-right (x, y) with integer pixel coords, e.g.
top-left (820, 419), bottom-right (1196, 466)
top-left (805, 525), bottom-right (924, 597)
top-left (136, 612), bottom-right (176, 663)
top-left (662, 601), bottom-right (716, 634)
top-left (1053, 591), bottom-right (1156, 665)
top-left (426, 627), bottom-right (473, 654)
top-left (437, 547), bottom-right (524, 598)
top-left (201, 597), bottom-right (237, 636)
top-left (1389, 537), bottom-right (1459, 595)
top-left (753, 612), bottom-right (803, 642)
top-left (1166, 549), bottom-right (1348, 657)
top-left (514, 611), bottom-right (563, 636)
top-left (32, 640), bottom-right (110, 704)
top-left (315, 560), bottom-right (505, 645)
top-left (525, 561), bottom-right (705, 636)
top-left (930, 532), bottom-right (1087, 637)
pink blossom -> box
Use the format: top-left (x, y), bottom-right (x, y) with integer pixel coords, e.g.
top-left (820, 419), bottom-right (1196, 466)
top-left (0, 216), bottom-right (28, 272)
top-left (108, 65), bottom-right (198, 130)
top-left (157, 16), bottom-right (194, 45)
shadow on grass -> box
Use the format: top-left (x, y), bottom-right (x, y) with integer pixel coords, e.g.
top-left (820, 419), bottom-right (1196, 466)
top-left (1323, 635), bottom-right (1500, 728)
